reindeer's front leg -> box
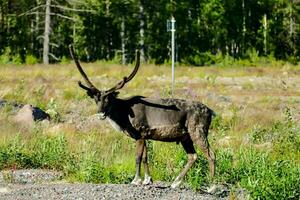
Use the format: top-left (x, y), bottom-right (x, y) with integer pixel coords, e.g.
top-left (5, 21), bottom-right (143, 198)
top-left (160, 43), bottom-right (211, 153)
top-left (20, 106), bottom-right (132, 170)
top-left (131, 139), bottom-right (144, 185)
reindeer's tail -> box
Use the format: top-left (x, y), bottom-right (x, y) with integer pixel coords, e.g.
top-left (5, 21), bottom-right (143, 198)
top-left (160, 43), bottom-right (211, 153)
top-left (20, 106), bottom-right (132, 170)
top-left (210, 108), bottom-right (216, 118)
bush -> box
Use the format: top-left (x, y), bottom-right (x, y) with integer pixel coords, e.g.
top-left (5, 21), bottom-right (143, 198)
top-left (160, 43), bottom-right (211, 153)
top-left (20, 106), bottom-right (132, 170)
top-left (216, 53), bottom-right (235, 67)
top-left (30, 134), bottom-right (68, 169)
top-left (236, 150), bottom-right (300, 200)
top-left (60, 56), bottom-right (70, 64)
top-left (11, 54), bottom-right (22, 64)
top-left (0, 47), bottom-right (12, 64)
top-left (246, 48), bottom-right (260, 63)
top-left (72, 151), bottom-right (108, 183)
top-left (25, 54), bottom-right (38, 65)
top-left (185, 51), bottom-right (216, 66)
top-left (0, 134), bottom-right (68, 170)
top-left (0, 47), bottom-right (22, 65)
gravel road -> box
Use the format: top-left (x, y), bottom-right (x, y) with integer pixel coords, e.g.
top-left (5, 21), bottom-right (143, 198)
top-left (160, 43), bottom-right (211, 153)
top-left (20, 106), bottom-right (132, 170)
top-left (0, 170), bottom-right (230, 200)
top-left (0, 183), bottom-right (229, 200)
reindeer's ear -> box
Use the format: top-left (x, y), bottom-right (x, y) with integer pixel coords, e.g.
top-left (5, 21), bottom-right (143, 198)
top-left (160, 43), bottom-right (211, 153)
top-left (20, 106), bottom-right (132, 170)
top-left (78, 81), bottom-right (97, 98)
top-left (112, 91), bottom-right (119, 97)
top-left (85, 89), bottom-right (102, 100)
top-left (86, 90), bottom-right (95, 98)
top-left (107, 91), bottom-right (119, 101)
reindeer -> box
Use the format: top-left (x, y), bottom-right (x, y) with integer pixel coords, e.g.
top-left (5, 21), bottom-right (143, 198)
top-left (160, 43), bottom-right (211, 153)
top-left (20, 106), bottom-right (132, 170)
top-left (69, 45), bottom-right (216, 189)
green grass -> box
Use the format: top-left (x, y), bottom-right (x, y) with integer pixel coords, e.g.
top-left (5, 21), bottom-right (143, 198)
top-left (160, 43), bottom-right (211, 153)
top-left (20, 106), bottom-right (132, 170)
top-left (0, 116), bottom-right (298, 199)
top-left (0, 62), bottom-right (300, 199)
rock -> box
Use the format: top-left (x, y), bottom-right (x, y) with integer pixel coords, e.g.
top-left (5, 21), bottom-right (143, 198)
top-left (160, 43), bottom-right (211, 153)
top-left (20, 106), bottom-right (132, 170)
top-left (0, 99), bottom-right (23, 111)
top-left (13, 104), bottom-right (50, 127)
top-left (0, 100), bottom-right (6, 107)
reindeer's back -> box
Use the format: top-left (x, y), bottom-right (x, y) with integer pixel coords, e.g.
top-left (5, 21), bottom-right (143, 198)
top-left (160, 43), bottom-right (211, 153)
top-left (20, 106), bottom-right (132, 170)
top-left (128, 97), bottom-right (214, 141)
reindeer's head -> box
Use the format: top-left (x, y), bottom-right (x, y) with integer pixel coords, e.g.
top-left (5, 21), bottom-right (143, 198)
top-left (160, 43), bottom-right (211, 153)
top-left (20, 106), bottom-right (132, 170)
top-left (69, 45), bottom-right (140, 119)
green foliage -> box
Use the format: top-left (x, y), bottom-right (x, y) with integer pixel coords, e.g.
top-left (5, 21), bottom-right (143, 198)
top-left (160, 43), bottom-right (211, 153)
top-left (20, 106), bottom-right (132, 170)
top-left (246, 48), bottom-right (260, 64)
top-left (45, 98), bottom-right (61, 122)
top-left (0, 54), bottom-right (10, 65)
top-left (0, 47), bottom-right (22, 65)
top-left (0, 135), bottom-right (32, 169)
top-left (11, 54), bottom-right (22, 65)
top-left (0, 117), bottom-right (299, 199)
top-left (236, 150), bottom-right (300, 200)
top-left (1, 0), bottom-right (300, 65)
top-left (248, 107), bottom-right (300, 161)
top-left (30, 134), bottom-right (68, 169)
top-left (25, 54), bottom-right (38, 65)
top-left (3, 79), bottom-right (26, 102)
top-left (60, 56), bottom-right (70, 64)
top-left (184, 51), bottom-right (216, 66)
top-left (72, 151), bottom-right (108, 183)
top-left (0, 133), bottom-right (68, 170)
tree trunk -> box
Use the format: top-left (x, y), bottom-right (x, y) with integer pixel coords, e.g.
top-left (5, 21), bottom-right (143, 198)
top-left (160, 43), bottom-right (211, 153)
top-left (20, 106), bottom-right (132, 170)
top-left (242, 0), bottom-right (246, 54)
top-left (105, 0), bottom-right (112, 60)
top-left (121, 17), bottom-right (126, 65)
top-left (263, 14), bottom-right (267, 55)
top-left (34, 0), bottom-right (40, 55)
top-left (139, 2), bottom-right (146, 63)
top-left (288, 2), bottom-right (294, 38)
top-left (43, 0), bottom-right (51, 64)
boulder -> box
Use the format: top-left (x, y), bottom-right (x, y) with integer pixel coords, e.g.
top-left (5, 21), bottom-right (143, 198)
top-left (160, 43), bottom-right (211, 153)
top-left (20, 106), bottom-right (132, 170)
top-left (12, 104), bottom-right (50, 127)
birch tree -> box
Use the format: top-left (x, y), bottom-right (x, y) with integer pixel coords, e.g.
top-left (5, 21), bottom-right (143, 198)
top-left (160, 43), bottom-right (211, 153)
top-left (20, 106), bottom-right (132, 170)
top-left (43, 0), bottom-right (51, 64)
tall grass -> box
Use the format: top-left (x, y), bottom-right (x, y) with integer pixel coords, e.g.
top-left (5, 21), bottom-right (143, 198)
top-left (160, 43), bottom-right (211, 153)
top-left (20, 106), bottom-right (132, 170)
top-left (0, 116), bottom-right (298, 199)
top-left (0, 62), bottom-right (299, 199)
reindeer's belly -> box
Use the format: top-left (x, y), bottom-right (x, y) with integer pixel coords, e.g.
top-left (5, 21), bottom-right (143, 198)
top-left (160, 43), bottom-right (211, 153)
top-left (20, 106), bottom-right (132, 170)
top-left (141, 123), bottom-right (187, 142)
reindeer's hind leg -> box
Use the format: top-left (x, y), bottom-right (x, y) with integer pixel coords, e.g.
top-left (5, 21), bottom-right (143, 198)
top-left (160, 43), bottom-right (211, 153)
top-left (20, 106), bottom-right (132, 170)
top-left (192, 129), bottom-right (215, 177)
top-left (171, 137), bottom-right (197, 188)
top-left (142, 142), bottom-right (153, 185)
top-left (131, 139), bottom-right (145, 185)
top-left (193, 129), bottom-right (217, 193)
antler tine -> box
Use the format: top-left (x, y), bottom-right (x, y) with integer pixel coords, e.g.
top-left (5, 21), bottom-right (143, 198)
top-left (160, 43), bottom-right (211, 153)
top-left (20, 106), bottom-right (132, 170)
top-left (69, 45), bottom-right (99, 92)
top-left (126, 50), bottom-right (140, 82)
top-left (105, 50), bottom-right (140, 94)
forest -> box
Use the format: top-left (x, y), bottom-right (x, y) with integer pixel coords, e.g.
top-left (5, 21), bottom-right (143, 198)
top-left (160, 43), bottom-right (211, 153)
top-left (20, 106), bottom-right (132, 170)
top-left (0, 0), bottom-right (300, 65)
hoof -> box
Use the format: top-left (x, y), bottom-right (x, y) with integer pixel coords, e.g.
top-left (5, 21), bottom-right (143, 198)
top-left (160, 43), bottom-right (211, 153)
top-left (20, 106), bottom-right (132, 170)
top-left (170, 180), bottom-right (181, 189)
top-left (142, 175), bottom-right (153, 185)
top-left (207, 184), bottom-right (218, 194)
top-left (131, 177), bottom-right (142, 185)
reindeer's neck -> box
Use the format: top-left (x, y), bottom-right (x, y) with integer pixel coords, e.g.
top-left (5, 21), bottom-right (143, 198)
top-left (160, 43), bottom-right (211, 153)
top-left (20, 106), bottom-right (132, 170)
top-left (105, 98), bottom-right (128, 131)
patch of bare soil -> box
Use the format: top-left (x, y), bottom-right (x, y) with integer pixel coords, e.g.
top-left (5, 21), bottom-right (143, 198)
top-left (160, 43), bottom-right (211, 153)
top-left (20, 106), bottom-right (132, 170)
top-left (0, 170), bottom-right (235, 200)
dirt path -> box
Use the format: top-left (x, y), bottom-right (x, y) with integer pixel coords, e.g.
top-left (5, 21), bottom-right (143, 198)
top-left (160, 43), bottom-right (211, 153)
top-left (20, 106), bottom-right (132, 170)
top-left (0, 170), bottom-right (230, 200)
top-left (0, 183), bottom-right (229, 200)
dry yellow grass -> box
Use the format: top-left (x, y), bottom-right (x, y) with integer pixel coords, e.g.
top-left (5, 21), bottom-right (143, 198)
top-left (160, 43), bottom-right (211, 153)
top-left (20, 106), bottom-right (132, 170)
top-left (0, 63), bottom-right (299, 154)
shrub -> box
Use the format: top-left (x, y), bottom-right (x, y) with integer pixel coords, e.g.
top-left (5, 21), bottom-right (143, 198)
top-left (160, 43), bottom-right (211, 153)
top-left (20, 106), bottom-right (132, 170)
top-left (185, 51), bottom-right (216, 66)
top-left (216, 53), bottom-right (235, 67)
top-left (72, 151), bottom-right (108, 183)
top-left (0, 47), bottom-right (12, 64)
top-left (30, 134), bottom-right (68, 169)
top-left (60, 56), bottom-right (70, 64)
top-left (0, 47), bottom-right (22, 65)
top-left (0, 134), bottom-right (69, 170)
top-left (236, 150), bottom-right (300, 200)
top-left (245, 48), bottom-right (260, 63)
top-left (11, 54), bottom-right (22, 65)
top-left (25, 54), bottom-right (38, 65)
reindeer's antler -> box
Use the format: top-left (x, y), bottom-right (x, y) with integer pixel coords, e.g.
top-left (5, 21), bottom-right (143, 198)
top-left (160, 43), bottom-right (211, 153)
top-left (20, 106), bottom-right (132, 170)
top-left (105, 50), bottom-right (140, 94)
top-left (69, 45), bottom-right (100, 93)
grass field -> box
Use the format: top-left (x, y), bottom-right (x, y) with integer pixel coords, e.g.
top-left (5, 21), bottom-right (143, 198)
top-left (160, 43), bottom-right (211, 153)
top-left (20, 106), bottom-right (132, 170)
top-left (0, 62), bottom-right (299, 199)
